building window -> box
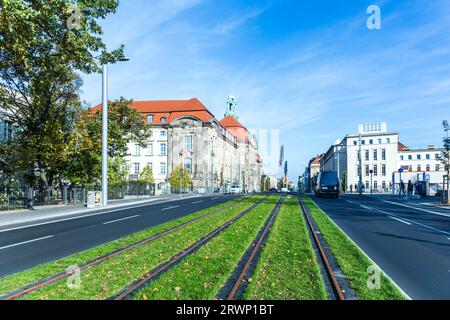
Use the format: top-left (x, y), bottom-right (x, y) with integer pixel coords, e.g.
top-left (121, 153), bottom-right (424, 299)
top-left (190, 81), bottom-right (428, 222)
top-left (409, 165), bottom-right (412, 172)
top-left (366, 181), bottom-right (369, 189)
top-left (417, 165), bottom-right (422, 172)
top-left (373, 150), bottom-right (378, 161)
top-left (147, 114), bottom-right (154, 124)
top-left (134, 144), bottom-right (141, 156)
top-left (378, 138), bottom-right (382, 144)
top-left (435, 153), bottom-right (440, 160)
top-left (365, 165), bottom-right (370, 177)
top-left (382, 149), bottom-right (386, 161)
top-left (408, 155), bottom-right (412, 160)
top-left (160, 143), bottom-right (167, 156)
top-left (160, 131), bottom-right (167, 137)
top-left (373, 165), bottom-right (378, 176)
top-left (147, 162), bottom-right (153, 171)
top-left (426, 154), bottom-right (431, 160)
top-left (382, 181), bottom-right (386, 190)
top-left (184, 158), bottom-right (192, 173)
top-left (374, 181), bottom-right (378, 189)
top-left (160, 162), bottom-right (166, 175)
top-left (354, 141), bottom-right (357, 146)
top-left (417, 154), bottom-right (421, 160)
top-left (400, 155), bottom-right (404, 161)
top-left (160, 117), bottom-right (167, 123)
top-left (146, 143), bottom-right (153, 156)
top-left (184, 135), bottom-right (193, 151)
top-left (369, 139), bottom-right (374, 145)
top-left (361, 140), bottom-right (366, 145)
top-left (134, 163), bottom-right (140, 175)
top-left (386, 138), bottom-right (391, 143)
top-left (436, 164), bottom-right (440, 171)
top-left (426, 164), bottom-right (430, 172)
top-left (382, 164), bottom-right (386, 176)
top-left (365, 150), bottom-right (369, 161)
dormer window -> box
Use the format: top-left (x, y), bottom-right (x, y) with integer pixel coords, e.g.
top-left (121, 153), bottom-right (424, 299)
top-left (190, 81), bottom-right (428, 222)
top-left (160, 117), bottom-right (167, 123)
top-left (147, 114), bottom-right (154, 124)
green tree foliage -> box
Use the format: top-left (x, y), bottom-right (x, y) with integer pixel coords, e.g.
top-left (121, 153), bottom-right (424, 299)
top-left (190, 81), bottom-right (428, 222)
top-left (65, 98), bottom-right (151, 186)
top-left (0, 0), bottom-right (125, 186)
top-left (168, 164), bottom-right (192, 193)
top-left (139, 166), bottom-right (155, 185)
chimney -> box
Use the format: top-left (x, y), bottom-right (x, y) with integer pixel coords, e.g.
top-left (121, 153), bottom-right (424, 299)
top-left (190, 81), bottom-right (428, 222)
top-left (428, 145), bottom-right (435, 150)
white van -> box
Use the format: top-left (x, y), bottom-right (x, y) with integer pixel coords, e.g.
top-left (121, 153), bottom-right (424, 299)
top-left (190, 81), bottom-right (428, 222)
top-left (230, 185), bottom-right (242, 194)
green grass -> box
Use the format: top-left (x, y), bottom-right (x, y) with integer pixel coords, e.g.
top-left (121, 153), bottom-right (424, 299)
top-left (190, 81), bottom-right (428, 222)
top-left (133, 195), bottom-right (281, 300)
top-left (23, 196), bottom-right (263, 300)
top-left (303, 196), bottom-right (406, 300)
top-left (0, 195), bottom-right (251, 296)
top-left (243, 195), bottom-right (327, 300)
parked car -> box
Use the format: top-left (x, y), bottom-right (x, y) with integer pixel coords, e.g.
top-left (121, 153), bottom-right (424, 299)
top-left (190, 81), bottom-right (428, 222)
top-left (316, 171), bottom-right (340, 198)
top-left (230, 185), bottom-right (242, 194)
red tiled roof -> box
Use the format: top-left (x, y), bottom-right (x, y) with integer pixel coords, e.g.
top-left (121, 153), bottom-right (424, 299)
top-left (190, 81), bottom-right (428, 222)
top-left (398, 142), bottom-right (409, 151)
top-left (91, 98), bottom-right (215, 125)
top-left (219, 116), bottom-right (249, 142)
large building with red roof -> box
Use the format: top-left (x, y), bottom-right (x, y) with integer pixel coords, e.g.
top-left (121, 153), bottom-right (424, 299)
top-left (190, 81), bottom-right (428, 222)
top-left (92, 97), bottom-right (262, 193)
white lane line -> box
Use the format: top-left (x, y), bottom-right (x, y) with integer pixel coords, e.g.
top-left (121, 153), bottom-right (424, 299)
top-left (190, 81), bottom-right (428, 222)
top-left (103, 215), bottom-right (140, 225)
top-left (192, 200), bottom-right (203, 204)
top-left (0, 196), bottom-right (202, 234)
top-left (382, 200), bottom-right (450, 218)
top-left (365, 205), bottom-right (450, 236)
top-left (0, 235), bottom-right (54, 251)
top-left (161, 205), bottom-right (180, 211)
top-left (389, 216), bottom-right (412, 226)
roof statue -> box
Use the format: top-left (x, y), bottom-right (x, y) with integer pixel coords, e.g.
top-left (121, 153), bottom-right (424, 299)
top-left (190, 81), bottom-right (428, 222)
top-left (224, 95), bottom-right (239, 119)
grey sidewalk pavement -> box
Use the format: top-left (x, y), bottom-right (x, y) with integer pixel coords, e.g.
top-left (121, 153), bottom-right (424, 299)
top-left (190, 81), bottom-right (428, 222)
top-left (0, 193), bottom-right (203, 228)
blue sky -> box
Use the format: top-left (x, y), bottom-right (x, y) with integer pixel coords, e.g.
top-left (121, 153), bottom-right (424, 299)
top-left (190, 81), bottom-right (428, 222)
top-left (80, 0), bottom-right (450, 180)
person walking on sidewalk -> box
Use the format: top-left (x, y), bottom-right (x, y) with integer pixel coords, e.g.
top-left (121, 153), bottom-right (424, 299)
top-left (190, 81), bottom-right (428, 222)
top-left (399, 180), bottom-right (406, 196)
top-left (408, 180), bottom-right (414, 196)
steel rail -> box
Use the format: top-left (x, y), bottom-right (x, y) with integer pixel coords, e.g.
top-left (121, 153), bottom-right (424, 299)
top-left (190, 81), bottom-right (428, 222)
top-left (108, 197), bottom-right (269, 300)
top-left (298, 195), bottom-right (345, 300)
top-left (0, 196), bottom-right (250, 300)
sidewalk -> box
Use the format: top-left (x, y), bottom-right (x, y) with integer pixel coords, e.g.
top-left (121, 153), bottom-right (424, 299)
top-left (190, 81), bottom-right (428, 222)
top-left (0, 193), bottom-right (202, 228)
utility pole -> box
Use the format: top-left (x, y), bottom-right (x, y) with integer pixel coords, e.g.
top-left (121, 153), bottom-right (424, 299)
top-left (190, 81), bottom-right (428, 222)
top-left (358, 134), bottom-right (363, 195)
top-left (443, 120), bottom-right (450, 204)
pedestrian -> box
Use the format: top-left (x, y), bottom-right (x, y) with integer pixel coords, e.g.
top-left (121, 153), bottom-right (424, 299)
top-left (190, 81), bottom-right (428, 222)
top-left (399, 180), bottom-right (406, 196)
top-left (407, 180), bottom-right (413, 196)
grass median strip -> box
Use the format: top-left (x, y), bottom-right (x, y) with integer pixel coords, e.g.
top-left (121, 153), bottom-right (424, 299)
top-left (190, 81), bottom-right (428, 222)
top-left (23, 196), bottom-right (263, 300)
top-left (303, 196), bottom-right (406, 300)
top-left (244, 195), bottom-right (327, 300)
top-left (133, 195), bottom-right (280, 300)
top-left (0, 195), bottom-right (250, 296)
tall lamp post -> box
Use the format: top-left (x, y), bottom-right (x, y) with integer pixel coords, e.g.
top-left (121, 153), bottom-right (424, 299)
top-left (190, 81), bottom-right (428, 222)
top-left (443, 120), bottom-right (450, 204)
top-left (358, 134), bottom-right (363, 195)
top-left (101, 56), bottom-right (130, 207)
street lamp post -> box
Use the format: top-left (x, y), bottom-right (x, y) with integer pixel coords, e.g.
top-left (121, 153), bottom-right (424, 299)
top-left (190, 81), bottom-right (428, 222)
top-left (443, 120), bottom-right (450, 204)
top-left (370, 169), bottom-right (374, 196)
top-left (358, 134), bottom-right (363, 195)
top-left (100, 56), bottom-right (130, 207)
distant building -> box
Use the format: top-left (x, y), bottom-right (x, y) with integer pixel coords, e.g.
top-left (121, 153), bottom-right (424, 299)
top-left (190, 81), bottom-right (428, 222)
top-left (305, 155), bottom-right (323, 193)
top-left (0, 109), bottom-right (15, 143)
top-left (320, 122), bottom-right (445, 193)
top-left (93, 98), bottom-right (262, 194)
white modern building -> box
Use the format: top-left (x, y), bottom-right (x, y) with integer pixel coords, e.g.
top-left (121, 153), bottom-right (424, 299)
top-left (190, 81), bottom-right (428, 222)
top-left (321, 122), bottom-right (446, 193)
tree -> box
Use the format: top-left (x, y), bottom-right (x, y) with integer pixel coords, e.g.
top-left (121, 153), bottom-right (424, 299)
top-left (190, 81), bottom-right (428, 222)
top-left (65, 98), bottom-right (151, 186)
top-left (0, 0), bottom-right (125, 187)
top-left (341, 171), bottom-right (347, 193)
top-left (168, 165), bottom-right (192, 194)
top-left (139, 166), bottom-right (154, 185)
top-left (108, 157), bottom-right (129, 186)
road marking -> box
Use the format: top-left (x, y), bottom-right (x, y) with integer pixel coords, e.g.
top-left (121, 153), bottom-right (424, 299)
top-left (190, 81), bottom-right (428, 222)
top-left (0, 235), bottom-right (54, 251)
top-left (364, 205), bottom-right (450, 236)
top-left (161, 205), bottom-right (180, 211)
top-left (382, 200), bottom-right (450, 218)
top-left (0, 196), bottom-right (202, 234)
top-left (389, 216), bottom-right (412, 225)
top-left (103, 215), bottom-right (140, 225)
top-left (360, 205), bottom-right (374, 211)
top-left (192, 200), bottom-right (203, 204)
top-left (212, 197), bottom-right (219, 200)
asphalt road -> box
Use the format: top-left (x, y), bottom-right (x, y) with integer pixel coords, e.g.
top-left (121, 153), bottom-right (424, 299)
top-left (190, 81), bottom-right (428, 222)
top-left (0, 195), bottom-right (238, 278)
top-left (312, 194), bottom-right (450, 300)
